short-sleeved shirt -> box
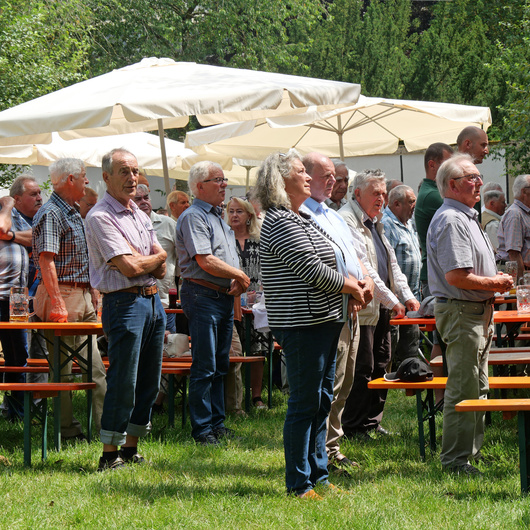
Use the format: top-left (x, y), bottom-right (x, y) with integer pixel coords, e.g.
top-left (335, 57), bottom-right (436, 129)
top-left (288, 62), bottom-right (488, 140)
top-left (176, 198), bottom-right (240, 288)
top-left (415, 178), bottom-right (443, 283)
top-left (32, 191), bottom-right (89, 283)
top-left (381, 207), bottom-right (422, 299)
top-left (496, 200), bottom-right (530, 263)
top-left (85, 192), bottom-right (159, 293)
top-left (0, 208), bottom-right (30, 300)
top-left (427, 198), bottom-right (497, 301)
top-left (150, 211), bottom-right (177, 306)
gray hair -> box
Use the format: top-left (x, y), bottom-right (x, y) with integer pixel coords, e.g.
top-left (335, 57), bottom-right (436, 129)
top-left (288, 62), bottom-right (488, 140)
top-left (353, 169), bottom-right (386, 192)
top-left (101, 148), bottom-right (136, 174)
top-left (10, 175), bottom-right (37, 198)
top-left (49, 158), bottom-right (85, 187)
top-left (484, 189), bottom-right (504, 205)
top-left (254, 150), bottom-right (302, 211)
top-left (136, 184), bottom-right (150, 196)
top-left (436, 153), bottom-right (474, 198)
top-left (513, 174), bottom-right (530, 200)
top-left (331, 159), bottom-right (347, 172)
top-left (188, 161), bottom-right (223, 196)
top-left (388, 184), bottom-right (413, 205)
top-left (482, 181), bottom-right (502, 194)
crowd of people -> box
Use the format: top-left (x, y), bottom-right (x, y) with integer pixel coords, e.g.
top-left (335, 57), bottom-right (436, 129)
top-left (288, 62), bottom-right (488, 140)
top-left (0, 124), bottom-right (519, 494)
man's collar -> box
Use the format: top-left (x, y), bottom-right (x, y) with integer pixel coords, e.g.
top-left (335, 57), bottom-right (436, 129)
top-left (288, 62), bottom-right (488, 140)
top-left (384, 206), bottom-right (408, 227)
top-left (353, 198), bottom-right (378, 223)
top-left (514, 199), bottom-right (530, 214)
top-left (103, 191), bottom-right (138, 214)
top-left (443, 197), bottom-right (478, 219)
top-left (303, 197), bottom-right (326, 213)
top-left (483, 208), bottom-right (502, 221)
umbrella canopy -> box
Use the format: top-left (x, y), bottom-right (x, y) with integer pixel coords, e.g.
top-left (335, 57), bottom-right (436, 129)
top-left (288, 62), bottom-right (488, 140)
top-left (0, 57), bottom-right (361, 146)
top-left (185, 96), bottom-right (492, 161)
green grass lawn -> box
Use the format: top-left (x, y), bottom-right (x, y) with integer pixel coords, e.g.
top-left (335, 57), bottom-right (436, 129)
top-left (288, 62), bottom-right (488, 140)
top-left (0, 388), bottom-right (529, 529)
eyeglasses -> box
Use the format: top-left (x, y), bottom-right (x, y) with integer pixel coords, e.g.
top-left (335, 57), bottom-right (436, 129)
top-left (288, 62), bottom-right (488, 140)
top-left (202, 177), bottom-right (228, 184)
top-left (453, 174), bottom-right (483, 184)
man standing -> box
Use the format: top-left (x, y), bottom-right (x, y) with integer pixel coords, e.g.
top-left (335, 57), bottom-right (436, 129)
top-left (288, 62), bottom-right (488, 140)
top-left (78, 187), bottom-right (98, 219)
top-left (325, 160), bottom-right (349, 211)
top-left (381, 185), bottom-right (422, 367)
top-left (167, 190), bottom-right (190, 222)
top-left (32, 158), bottom-right (107, 442)
top-left (176, 161), bottom-right (250, 445)
top-left (482, 188), bottom-right (506, 252)
top-left (496, 174), bottom-right (530, 280)
top-left (300, 152), bottom-right (374, 474)
top-left (133, 184), bottom-right (178, 333)
top-left (339, 170), bottom-right (419, 439)
top-left (9, 176), bottom-right (46, 388)
top-left (415, 143), bottom-right (454, 298)
top-left (85, 148), bottom-right (167, 471)
top-left (0, 178), bottom-right (35, 420)
top-left (427, 153), bottom-right (512, 475)
top-left (457, 126), bottom-right (490, 165)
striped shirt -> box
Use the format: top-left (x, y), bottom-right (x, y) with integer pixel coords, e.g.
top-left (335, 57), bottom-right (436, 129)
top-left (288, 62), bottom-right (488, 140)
top-left (85, 192), bottom-right (159, 293)
top-left (0, 208), bottom-right (30, 300)
top-left (260, 207), bottom-right (345, 328)
top-left (32, 191), bottom-right (89, 283)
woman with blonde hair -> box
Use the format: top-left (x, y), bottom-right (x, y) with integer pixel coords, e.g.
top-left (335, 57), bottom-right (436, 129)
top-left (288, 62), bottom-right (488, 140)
top-left (227, 196), bottom-right (267, 409)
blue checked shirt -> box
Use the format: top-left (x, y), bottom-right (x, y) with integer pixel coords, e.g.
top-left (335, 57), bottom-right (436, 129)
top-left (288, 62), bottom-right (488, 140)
top-left (32, 191), bottom-right (90, 283)
top-left (0, 208), bottom-right (31, 300)
top-left (381, 207), bottom-right (421, 299)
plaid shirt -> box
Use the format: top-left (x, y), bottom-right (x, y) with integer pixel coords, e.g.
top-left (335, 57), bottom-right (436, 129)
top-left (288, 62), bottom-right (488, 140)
top-left (381, 207), bottom-right (421, 299)
top-left (0, 208), bottom-right (31, 300)
top-left (32, 191), bottom-right (90, 283)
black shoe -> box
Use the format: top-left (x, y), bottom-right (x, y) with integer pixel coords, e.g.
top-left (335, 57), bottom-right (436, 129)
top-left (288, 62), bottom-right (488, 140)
top-left (195, 433), bottom-right (221, 446)
top-left (97, 455), bottom-right (125, 472)
top-left (213, 426), bottom-right (235, 440)
top-left (445, 463), bottom-right (483, 476)
top-left (118, 449), bottom-right (146, 464)
top-left (61, 432), bottom-right (88, 443)
top-left (327, 462), bottom-right (352, 478)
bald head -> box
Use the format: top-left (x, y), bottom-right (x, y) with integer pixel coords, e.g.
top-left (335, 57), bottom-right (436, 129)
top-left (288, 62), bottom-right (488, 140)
top-left (457, 126), bottom-right (489, 164)
top-left (302, 152), bottom-right (335, 203)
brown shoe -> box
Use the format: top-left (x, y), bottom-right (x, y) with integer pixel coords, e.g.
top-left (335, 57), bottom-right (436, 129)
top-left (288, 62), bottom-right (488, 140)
top-left (296, 489), bottom-right (323, 500)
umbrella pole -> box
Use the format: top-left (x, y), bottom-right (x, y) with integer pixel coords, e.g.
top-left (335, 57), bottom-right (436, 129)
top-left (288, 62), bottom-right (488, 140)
top-left (338, 115), bottom-right (345, 161)
top-left (157, 119), bottom-right (171, 195)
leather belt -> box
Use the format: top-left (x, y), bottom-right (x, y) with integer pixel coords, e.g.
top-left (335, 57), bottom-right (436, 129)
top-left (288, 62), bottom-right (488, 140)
top-left (436, 297), bottom-right (495, 305)
top-left (59, 281), bottom-right (90, 289)
top-left (114, 285), bottom-right (158, 296)
top-left (186, 278), bottom-right (230, 294)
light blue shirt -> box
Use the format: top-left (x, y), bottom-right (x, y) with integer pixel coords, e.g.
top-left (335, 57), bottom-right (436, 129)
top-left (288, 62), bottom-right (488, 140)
top-left (300, 197), bottom-right (362, 280)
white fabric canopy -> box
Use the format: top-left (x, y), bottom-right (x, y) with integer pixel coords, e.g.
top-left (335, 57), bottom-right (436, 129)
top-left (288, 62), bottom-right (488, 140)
top-left (185, 96), bottom-right (493, 161)
top-left (0, 57), bottom-right (361, 146)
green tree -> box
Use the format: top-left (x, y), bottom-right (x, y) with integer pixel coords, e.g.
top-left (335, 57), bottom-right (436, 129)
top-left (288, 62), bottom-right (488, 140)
top-left (303, 0), bottom-right (415, 98)
top-left (0, 0), bottom-right (91, 186)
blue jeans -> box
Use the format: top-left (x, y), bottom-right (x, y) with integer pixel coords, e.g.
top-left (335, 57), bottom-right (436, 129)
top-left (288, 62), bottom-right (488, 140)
top-left (181, 280), bottom-right (234, 439)
top-left (272, 321), bottom-right (343, 495)
top-left (100, 291), bottom-right (165, 446)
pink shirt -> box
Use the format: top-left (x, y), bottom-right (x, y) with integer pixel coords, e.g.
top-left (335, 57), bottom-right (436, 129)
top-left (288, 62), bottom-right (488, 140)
top-left (85, 192), bottom-right (160, 293)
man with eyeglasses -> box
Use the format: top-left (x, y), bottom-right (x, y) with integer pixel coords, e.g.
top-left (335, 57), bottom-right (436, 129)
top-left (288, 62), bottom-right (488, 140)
top-left (325, 160), bottom-right (350, 211)
top-left (496, 175), bottom-right (530, 280)
top-left (176, 161), bottom-right (250, 445)
top-left (427, 153), bottom-right (513, 476)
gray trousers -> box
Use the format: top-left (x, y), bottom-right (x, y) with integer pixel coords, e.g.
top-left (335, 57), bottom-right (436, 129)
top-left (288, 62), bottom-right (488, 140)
top-left (435, 299), bottom-right (492, 468)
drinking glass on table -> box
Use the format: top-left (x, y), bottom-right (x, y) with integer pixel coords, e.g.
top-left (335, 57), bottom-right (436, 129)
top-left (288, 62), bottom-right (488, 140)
top-left (504, 261), bottom-right (518, 295)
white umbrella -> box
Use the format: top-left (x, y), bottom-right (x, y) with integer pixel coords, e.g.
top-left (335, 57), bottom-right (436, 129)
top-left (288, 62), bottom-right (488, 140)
top-left (0, 57), bottom-right (361, 192)
top-left (185, 95), bottom-right (493, 162)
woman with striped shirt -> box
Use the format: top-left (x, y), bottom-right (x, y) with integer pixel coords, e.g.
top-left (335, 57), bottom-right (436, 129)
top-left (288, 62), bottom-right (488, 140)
top-left (254, 151), bottom-right (365, 499)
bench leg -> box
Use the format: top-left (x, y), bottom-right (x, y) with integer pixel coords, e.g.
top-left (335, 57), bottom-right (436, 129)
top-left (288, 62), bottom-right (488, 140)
top-left (168, 374), bottom-right (175, 428)
top-left (415, 392), bottom-right (426, 461)
top-left (23, 391), bottom-right (32, 467)
top-left (426, 389), bottom-right (437, 454)
top-left (181, 377), bottom-right (187, 428)
top-left (41, 398), bottom-right (48, 461)
top-left (519, 411), bottom-right (530, 494)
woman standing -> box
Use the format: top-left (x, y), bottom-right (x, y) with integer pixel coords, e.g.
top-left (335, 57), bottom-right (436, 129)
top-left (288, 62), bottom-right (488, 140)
top-left (227, 197), bottom-right (267, 409)
top-left (254, 150), bottom-right (365, 498)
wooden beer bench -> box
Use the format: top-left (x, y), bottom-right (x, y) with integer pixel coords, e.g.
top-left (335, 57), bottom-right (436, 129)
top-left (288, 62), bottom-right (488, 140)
top-left (456, 398), bottom-right (530, 494)
top-left (368, 376), bottom-right (530, 460)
